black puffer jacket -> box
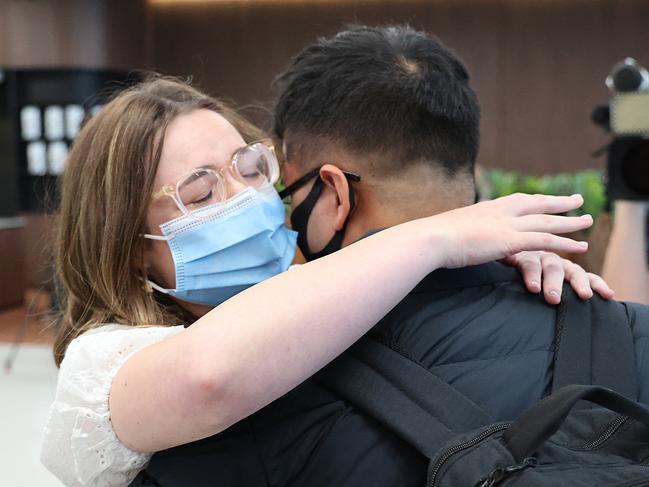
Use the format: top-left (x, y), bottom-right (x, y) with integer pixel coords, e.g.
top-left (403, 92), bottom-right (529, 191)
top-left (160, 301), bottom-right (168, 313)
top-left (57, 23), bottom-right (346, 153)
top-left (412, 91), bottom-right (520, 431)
top-left (132, 263), bottom-right (649, 486)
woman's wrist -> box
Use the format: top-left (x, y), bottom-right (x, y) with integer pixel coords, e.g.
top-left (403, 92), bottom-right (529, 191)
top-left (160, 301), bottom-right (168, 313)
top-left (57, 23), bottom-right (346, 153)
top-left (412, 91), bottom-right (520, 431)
top-left (403, 216), bottom-right (450, 271)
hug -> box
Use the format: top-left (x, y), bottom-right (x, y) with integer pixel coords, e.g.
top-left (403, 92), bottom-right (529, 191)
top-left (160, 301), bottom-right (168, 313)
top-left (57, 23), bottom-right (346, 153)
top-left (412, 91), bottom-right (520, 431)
top-left (41, 25), bottom-right (649, 487)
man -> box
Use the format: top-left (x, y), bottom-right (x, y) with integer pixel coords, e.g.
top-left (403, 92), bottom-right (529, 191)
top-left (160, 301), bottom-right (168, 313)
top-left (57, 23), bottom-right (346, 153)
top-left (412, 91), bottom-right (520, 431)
top-left (135, 25), bottom-right (649, 486)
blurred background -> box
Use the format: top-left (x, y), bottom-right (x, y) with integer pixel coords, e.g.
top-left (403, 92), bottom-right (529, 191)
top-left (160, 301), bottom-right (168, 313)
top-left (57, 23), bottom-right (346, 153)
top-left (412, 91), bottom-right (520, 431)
top-left (0, 0), bottom-right (647, 484)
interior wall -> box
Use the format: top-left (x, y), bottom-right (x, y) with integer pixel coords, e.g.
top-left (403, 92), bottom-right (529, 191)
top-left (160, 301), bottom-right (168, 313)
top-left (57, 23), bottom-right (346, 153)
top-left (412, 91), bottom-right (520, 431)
top-left (0, 0), bottom-right (147, 69)
top-left (148, 0), bottom-right (649, 174)
top-left (0, 0), bottom-right (148, 302)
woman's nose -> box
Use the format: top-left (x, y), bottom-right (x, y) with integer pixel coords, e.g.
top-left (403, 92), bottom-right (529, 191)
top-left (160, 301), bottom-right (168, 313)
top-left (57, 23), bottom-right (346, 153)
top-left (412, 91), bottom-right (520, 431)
top-left (220, 166), bottom-right (248, 200)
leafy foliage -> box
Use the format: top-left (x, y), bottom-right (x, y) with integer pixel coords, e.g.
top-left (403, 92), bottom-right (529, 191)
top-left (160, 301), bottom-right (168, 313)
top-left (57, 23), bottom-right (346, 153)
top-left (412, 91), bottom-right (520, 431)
top-left (483, 169), bottom-right (607, 219)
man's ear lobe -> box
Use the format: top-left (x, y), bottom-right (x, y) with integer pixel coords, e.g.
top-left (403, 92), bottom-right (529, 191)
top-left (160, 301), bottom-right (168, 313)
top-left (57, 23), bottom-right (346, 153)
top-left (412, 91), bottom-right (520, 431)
top-left (319, 164), bottom-right (352, 232)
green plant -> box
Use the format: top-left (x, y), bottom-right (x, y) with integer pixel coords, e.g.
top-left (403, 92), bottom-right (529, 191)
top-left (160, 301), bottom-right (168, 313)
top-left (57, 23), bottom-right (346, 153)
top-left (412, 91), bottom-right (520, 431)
top-left (483, 169), bottom-right (606, 219)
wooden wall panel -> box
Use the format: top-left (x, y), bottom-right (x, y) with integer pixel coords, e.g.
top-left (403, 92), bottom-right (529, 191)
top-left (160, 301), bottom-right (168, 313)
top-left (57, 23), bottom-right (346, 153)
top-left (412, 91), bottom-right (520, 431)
top-left (149, 0), bottom-right (649, 175)
top-left (0, 226), bottom-right (24, 308)
top-left (0, 0), bottom-right (147, 69)
top-left (500, 0), bottom-right (649, 173)
top-left (0, 0), bottom-right (149, 300)
top-left (149, 1), bottom-right (505, 168)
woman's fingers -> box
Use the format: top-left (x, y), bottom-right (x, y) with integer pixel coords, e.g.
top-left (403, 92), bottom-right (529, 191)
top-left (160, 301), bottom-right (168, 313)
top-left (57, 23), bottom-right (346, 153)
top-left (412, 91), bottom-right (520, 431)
top-left (508, 252), bottom-right (612, 304)
top-left (542, 258), bottom-right (614, 301)
top-left (508, 251), bottom-right (614, 304)
top-left (509, 253), bottom-right (543, 293)
top-left (511, 213), bottom-right (593, 234)
top-left (435, 194), bottom-right (592, 269)
top-left (586, 271), bottom-right (615, 300)
top-left (514, 232), bottom-right (589, 255)
top-left (495, 193), bottom-right (585, 216)
top-left (562, 260), bottom-right (615, 301)
top-left (539, 253), bottom-right (566, 304)
top-left (562, 260), bottom-right (593, 300)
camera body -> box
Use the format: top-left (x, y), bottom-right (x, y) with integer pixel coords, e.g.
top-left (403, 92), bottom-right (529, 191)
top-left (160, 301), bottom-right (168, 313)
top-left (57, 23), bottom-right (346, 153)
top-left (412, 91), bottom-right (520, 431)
top-left (594, 58), bottom-right (649, 201)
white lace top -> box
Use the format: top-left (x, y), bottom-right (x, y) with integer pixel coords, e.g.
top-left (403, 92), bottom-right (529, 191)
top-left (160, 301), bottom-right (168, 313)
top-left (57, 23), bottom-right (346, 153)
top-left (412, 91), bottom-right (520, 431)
top-left (41, 324), bottom-right (185, 487)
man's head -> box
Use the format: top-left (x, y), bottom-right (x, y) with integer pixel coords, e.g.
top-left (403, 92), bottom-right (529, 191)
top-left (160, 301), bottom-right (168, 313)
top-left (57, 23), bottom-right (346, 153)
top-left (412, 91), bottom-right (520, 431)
top-left (273, 25), bottom-right (480, 259)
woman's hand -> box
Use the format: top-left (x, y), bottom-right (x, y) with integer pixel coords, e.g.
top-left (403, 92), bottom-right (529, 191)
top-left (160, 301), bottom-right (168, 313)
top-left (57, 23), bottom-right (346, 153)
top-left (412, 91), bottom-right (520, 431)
top-left (427, 193), bottom-right (593, 270)
top-left (502, 251), bottom-right (615, 304)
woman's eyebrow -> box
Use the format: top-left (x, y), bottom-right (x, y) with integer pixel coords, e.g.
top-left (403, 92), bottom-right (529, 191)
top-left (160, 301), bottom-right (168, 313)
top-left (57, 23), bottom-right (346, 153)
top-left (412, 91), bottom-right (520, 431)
top-left (186, 142), bottom-right (248, 173)
top-left (201, 144), bottom-right (246, 169)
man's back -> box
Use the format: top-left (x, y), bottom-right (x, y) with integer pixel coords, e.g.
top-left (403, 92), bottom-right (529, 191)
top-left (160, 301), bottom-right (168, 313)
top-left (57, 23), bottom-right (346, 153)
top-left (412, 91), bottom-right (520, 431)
top-left (136, 263), bottom-right (649, 487)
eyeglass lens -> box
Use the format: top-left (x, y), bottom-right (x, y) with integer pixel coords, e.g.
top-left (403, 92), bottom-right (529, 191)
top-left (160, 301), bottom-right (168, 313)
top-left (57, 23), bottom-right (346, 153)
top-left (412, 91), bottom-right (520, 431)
top-left (176, 141), bottom-right (278, 214)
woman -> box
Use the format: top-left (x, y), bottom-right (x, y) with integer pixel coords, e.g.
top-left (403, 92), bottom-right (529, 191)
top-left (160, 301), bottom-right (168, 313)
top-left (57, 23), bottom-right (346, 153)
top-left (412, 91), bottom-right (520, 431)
top-left (41, 77), bottom-right (605, 486)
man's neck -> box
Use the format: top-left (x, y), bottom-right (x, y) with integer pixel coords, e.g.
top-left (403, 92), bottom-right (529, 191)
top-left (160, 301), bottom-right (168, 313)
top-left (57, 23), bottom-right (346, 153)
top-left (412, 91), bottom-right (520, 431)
top-left (341, 200), bottom-right (464, 248)
top-left (341, 165), bottom-right (476, 245)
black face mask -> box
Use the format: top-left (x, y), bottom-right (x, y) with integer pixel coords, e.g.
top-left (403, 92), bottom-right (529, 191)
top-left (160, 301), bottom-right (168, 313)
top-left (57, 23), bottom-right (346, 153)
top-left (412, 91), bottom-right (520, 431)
top-left (279, 167), bottom-right (361, 261)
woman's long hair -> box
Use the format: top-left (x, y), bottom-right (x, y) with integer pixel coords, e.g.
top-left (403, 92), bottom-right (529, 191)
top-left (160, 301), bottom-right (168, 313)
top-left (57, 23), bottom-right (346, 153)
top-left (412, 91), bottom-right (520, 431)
top-left (53, 76), bottom-right (265, 367)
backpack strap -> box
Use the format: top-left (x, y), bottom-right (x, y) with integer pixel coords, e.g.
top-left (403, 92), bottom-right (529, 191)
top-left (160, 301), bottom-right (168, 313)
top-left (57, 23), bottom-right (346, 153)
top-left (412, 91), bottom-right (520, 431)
top-left (552, 285), bottom-right (637, 399)
top-left (315, 336), bottom-right (492, 459)
top-left (551, 287), bottom-right (592, 392)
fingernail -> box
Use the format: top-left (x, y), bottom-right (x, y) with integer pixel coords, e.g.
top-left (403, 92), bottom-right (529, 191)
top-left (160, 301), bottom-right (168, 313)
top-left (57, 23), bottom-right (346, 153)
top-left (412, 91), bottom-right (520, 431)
top-left (549, 290), bottom-right (559, 297)
top-left (530, 281), bottom-right (540, 291)
top-left (582, 214), bottom-right (592, 220)
top-left (579, 241), bottom-right (588, 248)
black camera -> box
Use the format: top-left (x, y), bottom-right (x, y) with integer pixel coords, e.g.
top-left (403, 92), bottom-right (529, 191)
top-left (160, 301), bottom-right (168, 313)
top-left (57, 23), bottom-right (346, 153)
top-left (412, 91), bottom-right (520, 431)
top-left (592, 58), bottom-right (649, 201)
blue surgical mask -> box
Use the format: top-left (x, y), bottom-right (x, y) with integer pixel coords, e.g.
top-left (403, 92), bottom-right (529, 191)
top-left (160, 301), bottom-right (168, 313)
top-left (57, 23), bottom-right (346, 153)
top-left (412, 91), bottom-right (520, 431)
top-left (143, 184), bottom-right (297, 306)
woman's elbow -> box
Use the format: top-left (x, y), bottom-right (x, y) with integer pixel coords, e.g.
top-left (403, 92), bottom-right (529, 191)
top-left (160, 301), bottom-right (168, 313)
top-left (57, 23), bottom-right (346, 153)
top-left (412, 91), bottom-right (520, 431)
top-left (182, 356), bottom-right (249, 434)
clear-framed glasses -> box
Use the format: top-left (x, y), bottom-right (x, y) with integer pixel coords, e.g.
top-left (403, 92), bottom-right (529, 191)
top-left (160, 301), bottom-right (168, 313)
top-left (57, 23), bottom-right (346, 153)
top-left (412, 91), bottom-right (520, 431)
top-left (152, 138), bottom-right (280, 219)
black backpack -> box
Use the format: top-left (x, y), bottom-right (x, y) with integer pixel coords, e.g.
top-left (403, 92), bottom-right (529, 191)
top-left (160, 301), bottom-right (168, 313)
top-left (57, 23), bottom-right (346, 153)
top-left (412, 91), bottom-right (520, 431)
top-left (317, 290), bottom-right (649, 486)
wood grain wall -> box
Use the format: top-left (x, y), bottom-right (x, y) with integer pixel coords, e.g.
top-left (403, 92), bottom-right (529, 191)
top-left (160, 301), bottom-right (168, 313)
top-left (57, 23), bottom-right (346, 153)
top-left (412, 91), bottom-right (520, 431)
top-left (0, 0), bottom-right (147, 69)
top-left (0, 0), bottom-right (148, 304)
top-left (148, 0), bottom-right (649, 174)
top-left (2, 0), bottom-right (647, 174)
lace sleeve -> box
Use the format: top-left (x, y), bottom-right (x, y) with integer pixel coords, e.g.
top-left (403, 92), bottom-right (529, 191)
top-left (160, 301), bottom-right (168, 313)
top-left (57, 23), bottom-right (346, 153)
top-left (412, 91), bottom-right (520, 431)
top-left (41, 324), bottom-right (185, 487)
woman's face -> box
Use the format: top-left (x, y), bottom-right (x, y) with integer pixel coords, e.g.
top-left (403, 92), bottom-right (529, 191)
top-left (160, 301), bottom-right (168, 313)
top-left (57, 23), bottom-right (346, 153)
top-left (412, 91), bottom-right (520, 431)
top-left (143, 108), bottom-right (248, 306)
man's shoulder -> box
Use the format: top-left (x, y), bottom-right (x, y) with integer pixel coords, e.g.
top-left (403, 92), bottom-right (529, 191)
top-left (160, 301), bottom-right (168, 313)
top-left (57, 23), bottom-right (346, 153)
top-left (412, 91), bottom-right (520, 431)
top-left (373, 264), bottom-right (556, 380)
top-left (578, 296), bottom-right (649, 342)
top-left (408, 262), bottom-right (521, 295)
top-left (621, 301), bottom-right (649, 404)
top-left (377, 262), bottom-right (553, 337)
top-left (621, 300), bottom-right (649, 332)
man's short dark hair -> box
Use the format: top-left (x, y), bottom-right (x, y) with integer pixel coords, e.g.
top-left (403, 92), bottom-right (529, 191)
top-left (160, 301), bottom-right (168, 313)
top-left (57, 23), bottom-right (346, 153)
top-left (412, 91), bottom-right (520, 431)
top-left (273, 25), bottom-right (480, 176)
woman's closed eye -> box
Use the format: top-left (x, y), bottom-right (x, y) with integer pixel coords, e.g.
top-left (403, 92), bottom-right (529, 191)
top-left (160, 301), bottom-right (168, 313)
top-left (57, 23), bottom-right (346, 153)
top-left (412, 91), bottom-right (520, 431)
top-left (188, 189), bottom-right (213, 205)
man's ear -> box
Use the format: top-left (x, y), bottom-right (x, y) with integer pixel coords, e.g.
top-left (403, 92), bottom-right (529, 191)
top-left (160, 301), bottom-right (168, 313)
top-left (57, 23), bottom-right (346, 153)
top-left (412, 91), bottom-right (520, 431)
top-left (319, 164), bottom-right (352, 232)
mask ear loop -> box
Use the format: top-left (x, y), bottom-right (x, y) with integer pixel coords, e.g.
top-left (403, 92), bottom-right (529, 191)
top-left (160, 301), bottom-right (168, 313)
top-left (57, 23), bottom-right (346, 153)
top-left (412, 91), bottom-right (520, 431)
top-left (290, 176), bottom-right (357, 261)
top-left (145, 279), bottom-right (171, 294)
top-left (141, 233), bottom-right (169, 241)
top-left (139, 233), bottom-right (172, 292)
top-left (136, 272), bottom-right (172, 294)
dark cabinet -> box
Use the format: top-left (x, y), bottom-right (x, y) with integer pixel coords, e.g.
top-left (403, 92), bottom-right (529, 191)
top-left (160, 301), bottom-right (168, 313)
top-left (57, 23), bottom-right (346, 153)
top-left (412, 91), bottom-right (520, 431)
top-left (0, 68), bottom-right (133, 215)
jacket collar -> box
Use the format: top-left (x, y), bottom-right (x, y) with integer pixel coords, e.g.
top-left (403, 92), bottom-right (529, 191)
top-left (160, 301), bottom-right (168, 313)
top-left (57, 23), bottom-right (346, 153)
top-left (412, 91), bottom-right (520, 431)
top-left (412, 262), bottom-right (521, 294)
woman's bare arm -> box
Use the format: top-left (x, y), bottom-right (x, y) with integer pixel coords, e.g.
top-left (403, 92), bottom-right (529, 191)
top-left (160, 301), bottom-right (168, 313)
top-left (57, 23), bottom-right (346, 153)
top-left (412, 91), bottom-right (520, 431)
top-left (110, 193), bottom-right (592, 452)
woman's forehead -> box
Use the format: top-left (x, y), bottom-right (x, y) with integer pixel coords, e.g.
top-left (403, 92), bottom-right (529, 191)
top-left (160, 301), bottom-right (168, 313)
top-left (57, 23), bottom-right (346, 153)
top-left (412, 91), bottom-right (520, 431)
top-left (156, 109), bottom-right (245, 184)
